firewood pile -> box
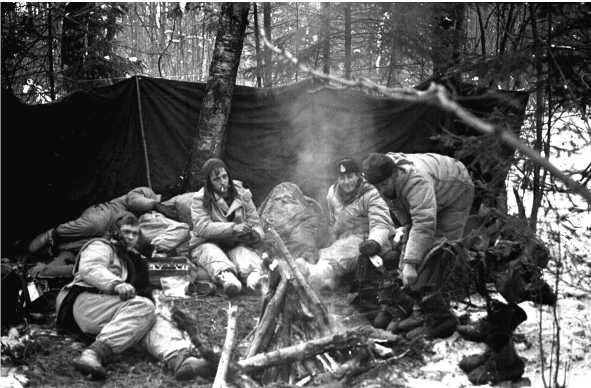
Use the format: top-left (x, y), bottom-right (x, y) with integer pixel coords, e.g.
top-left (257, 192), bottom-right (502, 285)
top-left (172, 228), bottom-right (415, 387)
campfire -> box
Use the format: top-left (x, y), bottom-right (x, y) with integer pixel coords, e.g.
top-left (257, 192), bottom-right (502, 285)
top-left (172, 228), bottom-right (410, 387)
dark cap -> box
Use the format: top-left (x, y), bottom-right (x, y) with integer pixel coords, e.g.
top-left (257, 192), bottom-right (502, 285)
top-left (337, 157), bottom-right (360, 175)
top-left (362, 153), bottom-right (395, 184)
top-left (202, 158), bottom-right (227, 181)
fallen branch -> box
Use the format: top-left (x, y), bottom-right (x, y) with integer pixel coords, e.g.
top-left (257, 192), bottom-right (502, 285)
top-left (213, 303), bottom-right (239, 388)
top-left (259, 30), bottom-right (591, 204)
top-left (171, 306), bottom-right (261, 388)
top-left (237, 326), bottom-right (399, 373)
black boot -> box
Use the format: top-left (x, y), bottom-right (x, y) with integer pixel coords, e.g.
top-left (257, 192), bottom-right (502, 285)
top-left (406, 292), bottom-right (458, 339)
top-left (468, 339), bottom-right (525, 385)
top-left (462, 300), bottom-right (527, 385)
top-left (457, 317), bottom-right (489, 342)
top-left (459, 348), bottom-right (491, 373)
top-left (373, 276), bottom-right (414, 329)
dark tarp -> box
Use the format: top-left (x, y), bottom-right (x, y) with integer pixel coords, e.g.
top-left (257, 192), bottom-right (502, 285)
top-left (1, 76), bottom-right (528, 255)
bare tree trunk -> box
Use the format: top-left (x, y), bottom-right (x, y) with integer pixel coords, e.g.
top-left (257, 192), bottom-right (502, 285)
top-left (186, 2), bottom-right (250, 191)
top-left (263, 2), bottom-right (272, 87)
top-left (475, 4), bottom-right (486, 58)
top-left (61, 2), bottom-right (89, 91)
top-left (529, 4), bottom-right (544, 232)
top-left (344, 3), bottom-right (351, 79)
top-left (321, 2), bottom-right (330, 75)
top-left (253, 2), bottom-right (262, 87)
top-left (47, 2), bottom-right (55, 100)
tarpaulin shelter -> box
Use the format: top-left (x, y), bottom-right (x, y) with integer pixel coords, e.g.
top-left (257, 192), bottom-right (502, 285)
top-left (1, 76), bottom-right (528, 254)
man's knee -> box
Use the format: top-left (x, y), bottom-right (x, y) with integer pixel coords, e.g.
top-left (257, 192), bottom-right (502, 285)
top-left (123, 296), bottom-right (156, 325)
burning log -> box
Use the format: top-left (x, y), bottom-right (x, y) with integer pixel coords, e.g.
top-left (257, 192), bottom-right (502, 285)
top-left (247, 275), bottom-right (289, 357)
top-left (213, 303), bottom-right (239, 388)
top-left (264, 228), bottom-right (332, 332)
top-left (237, 326), bottom-right (400, 373)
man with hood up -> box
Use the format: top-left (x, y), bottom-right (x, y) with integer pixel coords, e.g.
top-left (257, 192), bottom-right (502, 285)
top-left (189, 158), bottom-right (265, 296)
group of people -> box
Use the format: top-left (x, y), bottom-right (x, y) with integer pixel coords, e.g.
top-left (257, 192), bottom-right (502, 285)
top-left (29, 151), bottom-right (476, 381)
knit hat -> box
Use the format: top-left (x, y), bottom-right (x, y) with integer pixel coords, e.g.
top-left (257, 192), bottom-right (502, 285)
top-left (201, 158), bottom-right (227, 183)
top-left (362, 153), bottom-right (395, 184)
top-left (337, 157), bottom-right (360, 175)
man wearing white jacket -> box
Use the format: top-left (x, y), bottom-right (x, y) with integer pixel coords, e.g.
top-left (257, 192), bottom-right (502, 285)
top-left (55, 214), bottom-right (212, 381)
top-left (296, 157), bottom-right (395, 290)
top-left (189, 158), bottom-right (265, 296)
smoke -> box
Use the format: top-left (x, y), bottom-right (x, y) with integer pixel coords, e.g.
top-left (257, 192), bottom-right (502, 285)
top-left (282, 86), bottom-right (379, 202)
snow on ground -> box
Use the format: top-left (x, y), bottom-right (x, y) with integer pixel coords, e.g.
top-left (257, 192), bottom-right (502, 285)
top-left (402, 287), bottom-right (591, 388)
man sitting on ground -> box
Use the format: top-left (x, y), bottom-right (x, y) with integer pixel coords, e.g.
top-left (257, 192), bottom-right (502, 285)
top-left (296, 158), bottom-right (395, 293)
top-left (189, 158), bottom-right (266, 296)
top-left (56, 214), bottom-right (212, 381)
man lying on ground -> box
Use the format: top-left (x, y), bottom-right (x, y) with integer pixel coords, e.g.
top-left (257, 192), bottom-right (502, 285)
top-left (28, 186), bottom-right (165, 255)
top-left (189, 158), bottom-right (266, 296)
top-left (55, 214), bottom-right (213, 381)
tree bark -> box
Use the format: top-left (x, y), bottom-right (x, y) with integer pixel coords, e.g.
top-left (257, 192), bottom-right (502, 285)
top-left (344, 3), bottom-right (351, 79)
top-left (186, 2), bottom-right (250, 191)
top-left (253, 2), bottom-right (262, 87)
top-left (46, 2), bottom-right (55, 100)
top-left (213, 304), bottom-right (239, 388)
top-left (237, 327), bottom-right (399, 373)
top-left (529, 3), bottom-right (544, 232)
top-left (61, 2), bottom-right (89, 90)
top-left (262, 2), bottom-right (272, 87)
top-left (321, 2), bottom-right (330, 75)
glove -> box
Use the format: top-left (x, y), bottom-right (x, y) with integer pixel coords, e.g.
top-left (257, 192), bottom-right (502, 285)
top-left (114, 282), bottom-right (136, 300)
top-left (359, 239), bottom-right (381, 256)
top-left (154, 203), bottom-right (178, 220)
top-left (401, 264), bottom-right (418, 286)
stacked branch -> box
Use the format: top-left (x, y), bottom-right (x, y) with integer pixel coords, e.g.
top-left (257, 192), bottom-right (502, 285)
top-left (240, 228), bottom-right (402, 385)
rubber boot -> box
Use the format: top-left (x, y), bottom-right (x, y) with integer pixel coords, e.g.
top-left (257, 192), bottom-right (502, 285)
top-left (468, 339), bottom-right (525, 385)
top-left (463, 300), bottom-right (527, 385)
top-left (459, 348), bottom-right (491, 373)
top-left (373, 277), bottom-right (414, 329)
top-left (387, 305), bottom-right (424, 333)
top-left (406, 292), bottom-right (458, 339)
top-left (168, 350), bottom-right (214, 381)
top-left (73, 341), bottom-right (111, 380)
top-left (457, 317), bottom-right (489, 342)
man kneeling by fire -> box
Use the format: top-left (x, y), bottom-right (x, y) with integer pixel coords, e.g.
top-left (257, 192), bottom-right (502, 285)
top-left (55, 214), bottom-right (215, 381)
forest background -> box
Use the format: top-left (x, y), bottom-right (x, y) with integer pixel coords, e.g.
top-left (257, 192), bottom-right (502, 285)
top-left (2, 1), bottom-right (590, 292)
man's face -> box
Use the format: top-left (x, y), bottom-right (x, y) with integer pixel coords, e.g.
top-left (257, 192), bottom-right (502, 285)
top-left (210, 167), bottom-right (230, 197)
top-left (119, 224), bottom-right (140, 249)
top-left (374, 176), bottom-right (395, 199)
top-left (337, 172), bottom-right (361, 195)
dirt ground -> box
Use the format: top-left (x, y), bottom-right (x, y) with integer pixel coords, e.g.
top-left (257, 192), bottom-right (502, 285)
top-left (2, 281), bottom-right (590, 388)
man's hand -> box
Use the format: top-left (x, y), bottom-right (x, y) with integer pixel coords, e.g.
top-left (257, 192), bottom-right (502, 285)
top-left (114, 282), bottom-right (136, 300)
top-left (401, 264), bottom-right (418, 286)
top-left (359, 239), bottom-right (381, 256)
top-left (232, 223), bottom-right (252, 236)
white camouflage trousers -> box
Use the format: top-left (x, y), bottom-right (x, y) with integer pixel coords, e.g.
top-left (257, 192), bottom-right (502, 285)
top-left (73, 292), bottom-right (190, 363)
